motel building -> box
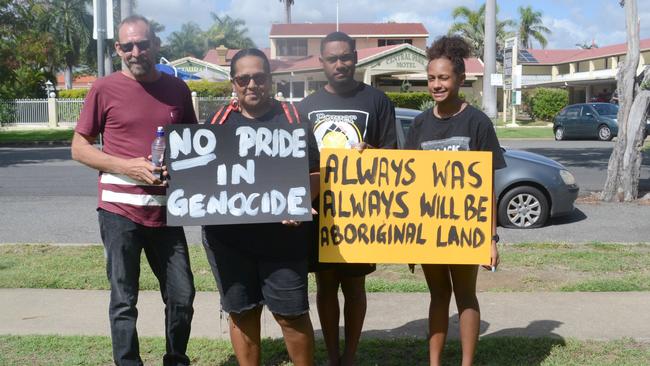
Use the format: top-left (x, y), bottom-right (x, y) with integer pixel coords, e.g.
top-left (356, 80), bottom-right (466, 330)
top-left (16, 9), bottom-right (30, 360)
top-left (518, 39), bottom-right (650, 104)
top-left (168, 23), bottom-right (485, 104)
top-left (162, 24), bottom-right (650, 107)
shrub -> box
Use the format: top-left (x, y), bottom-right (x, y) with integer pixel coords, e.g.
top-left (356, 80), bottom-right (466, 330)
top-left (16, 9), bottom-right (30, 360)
top-left (186, 80), bottom-right (231, 97)
top-left (530, 88), bottom-right (568, 121)
top-left (385, 92), bottom-right (431, 110)
top-left (58, 89), bottom-right (89, 99)
top-left (419, 99), bottom-right (434, 111)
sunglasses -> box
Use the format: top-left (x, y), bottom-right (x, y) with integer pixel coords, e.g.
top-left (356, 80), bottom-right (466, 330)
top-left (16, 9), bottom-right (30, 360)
top-left (118, 40), bottom-right (151, 53)
top-left (233, 73), bottom-right (268, 87)
top-left (322, 53), bottom-right (355, 64)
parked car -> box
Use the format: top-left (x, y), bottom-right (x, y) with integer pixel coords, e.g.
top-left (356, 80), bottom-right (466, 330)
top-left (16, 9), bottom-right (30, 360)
top-left (395, 108), bottom-right (579, 228)
top-left (553, 103), bottom-right (619, 141)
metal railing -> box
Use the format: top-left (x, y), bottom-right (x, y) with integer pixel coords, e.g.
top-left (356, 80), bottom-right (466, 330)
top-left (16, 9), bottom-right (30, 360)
top-left (0, 99), bottom-right (48, 126)
top-left (0, 96), bottom-right (301, 127)
top-left (56, 99), bottom-right (85, 127)
top-left (196, 97), bottom-right (229, 123)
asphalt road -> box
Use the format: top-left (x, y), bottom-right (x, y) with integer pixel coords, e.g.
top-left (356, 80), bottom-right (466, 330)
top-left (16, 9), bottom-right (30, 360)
top-left (1, 141), bottom-right (649, 244)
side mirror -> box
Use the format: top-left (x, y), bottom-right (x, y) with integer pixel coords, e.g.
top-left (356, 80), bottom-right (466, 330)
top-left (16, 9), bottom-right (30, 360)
top-left (584, 113), bottom-right (594, 118)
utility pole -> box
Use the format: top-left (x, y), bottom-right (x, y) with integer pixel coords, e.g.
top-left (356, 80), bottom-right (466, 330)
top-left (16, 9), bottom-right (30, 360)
top-left (97, 0), bottom-right (106, 77)
top-left (120, 0), bottom-right (133, 71)
top-left (482, 0), bottom-right (497, 119)
top-left (120, 0), bottom-right (132, 19)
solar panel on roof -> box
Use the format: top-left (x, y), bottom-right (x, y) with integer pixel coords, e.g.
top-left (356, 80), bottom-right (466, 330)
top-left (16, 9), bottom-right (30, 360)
top-left (518, 50), bottom-right (538, 63)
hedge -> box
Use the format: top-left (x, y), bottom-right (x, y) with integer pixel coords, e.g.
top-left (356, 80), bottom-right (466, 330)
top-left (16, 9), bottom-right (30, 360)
top-left (529, 88), bottom-right (568, 121)
top-left (58, 89), bottom-right (89, 99)
top-left (385, 92), bottom-right (431, 110)
top-left (186, 80), bottom-right (231, 97)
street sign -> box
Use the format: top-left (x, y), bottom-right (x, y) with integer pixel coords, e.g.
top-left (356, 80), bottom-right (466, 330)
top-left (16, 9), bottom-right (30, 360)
top-left (490, 74), bottom-right (503, 86)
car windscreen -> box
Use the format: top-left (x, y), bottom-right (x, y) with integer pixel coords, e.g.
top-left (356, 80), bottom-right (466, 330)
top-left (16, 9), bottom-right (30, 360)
top-left (591, 104), bottom-right (618, 116)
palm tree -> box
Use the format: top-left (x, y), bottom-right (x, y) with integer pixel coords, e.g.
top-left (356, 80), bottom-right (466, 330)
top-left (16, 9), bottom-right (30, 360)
top-left (517, 5), bottom-right (551, 49)
top-left (167, 22), bottom-right (205, 59)
top-left (279, 0), bottom-right (294, 23)
top-left (46, 0), bottom-right (92, 89)
top-left (448, 3), bottom-right (515, 58)
top-left (205, 14), bottom-right (255, 49)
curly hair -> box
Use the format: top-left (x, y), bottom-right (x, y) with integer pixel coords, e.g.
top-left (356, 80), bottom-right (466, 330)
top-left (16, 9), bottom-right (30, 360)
top-left (426, 36), bottom-right (471, 75)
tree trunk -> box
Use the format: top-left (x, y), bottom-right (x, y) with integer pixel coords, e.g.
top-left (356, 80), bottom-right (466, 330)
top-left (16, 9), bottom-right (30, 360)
top-left (620, 90), bottom-right (650, 200)
top-left (64, 66), bottom-right (73, 90)
top-left (601, 0), bottom-right (642, 201)
top-left (285, 1), bottom-right (292, 24)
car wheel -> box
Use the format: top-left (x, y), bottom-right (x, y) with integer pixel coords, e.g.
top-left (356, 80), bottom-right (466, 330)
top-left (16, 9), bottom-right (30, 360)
top-left (498, 186), bottom-right (549, 229)
top-left (597, 125), bottom-right (612, 141)
top-left (554, 127), bottom-right (564, 141)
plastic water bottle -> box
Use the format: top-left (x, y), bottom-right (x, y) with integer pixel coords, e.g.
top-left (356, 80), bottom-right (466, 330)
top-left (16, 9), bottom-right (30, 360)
top-left (151, 126), bottom-right (165, 168)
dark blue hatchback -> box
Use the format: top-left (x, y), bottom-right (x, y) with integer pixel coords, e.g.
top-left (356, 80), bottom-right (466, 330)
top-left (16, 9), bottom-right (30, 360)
top-left (553, 103), bottom-right (619, 141)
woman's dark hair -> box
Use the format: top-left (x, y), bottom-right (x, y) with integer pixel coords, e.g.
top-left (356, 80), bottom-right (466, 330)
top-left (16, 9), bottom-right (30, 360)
top-left (426, 36), bottom-right (471, 75)
top-left (229, 48), bottom-right (271, 78)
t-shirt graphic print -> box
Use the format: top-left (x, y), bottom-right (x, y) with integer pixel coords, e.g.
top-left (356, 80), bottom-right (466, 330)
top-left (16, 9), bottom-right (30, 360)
top-left (309, 109), bottom-right (369, 151)
top-left (420, 136), bottom-right (471, 151)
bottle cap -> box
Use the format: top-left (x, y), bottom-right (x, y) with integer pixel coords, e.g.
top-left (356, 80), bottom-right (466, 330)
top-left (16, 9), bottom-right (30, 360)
top-left (156, 126), bottom-right (164, 137)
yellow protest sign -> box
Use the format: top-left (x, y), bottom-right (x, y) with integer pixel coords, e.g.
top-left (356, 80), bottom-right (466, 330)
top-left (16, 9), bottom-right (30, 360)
top-left (319, 148), bottom-right (493, 265)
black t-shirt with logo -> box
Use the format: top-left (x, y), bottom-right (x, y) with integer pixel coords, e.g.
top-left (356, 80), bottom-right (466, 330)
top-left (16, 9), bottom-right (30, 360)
top-left (297, 82), bottom-right (397, 150)
top-left (404, 105), bottom-right (506, 170)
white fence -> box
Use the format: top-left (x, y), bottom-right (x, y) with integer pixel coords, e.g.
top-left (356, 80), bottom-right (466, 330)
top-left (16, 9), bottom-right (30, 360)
top-left (0, 99), bottom-right (49, 126)
top-left (0, 96), bottom-right (234, 128)
top-left (56, 99), bottom-right (85, 127)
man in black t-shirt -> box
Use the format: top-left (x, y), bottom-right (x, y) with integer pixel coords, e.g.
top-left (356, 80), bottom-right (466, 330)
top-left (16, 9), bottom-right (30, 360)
top-left (297, 31), bottom-right (396, 366)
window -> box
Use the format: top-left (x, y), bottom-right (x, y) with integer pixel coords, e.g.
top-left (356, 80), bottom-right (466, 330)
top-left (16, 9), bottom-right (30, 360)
top-left (591, 103), bottom-right (618, 116)
top-left (580, 106), bottom-right (595, 117)
top-left (565, 106), bottom-right (580, 118)
top-left (378, 39), bottom-right (413, 47)
top-left (276, 39), bottom-right (308, 57)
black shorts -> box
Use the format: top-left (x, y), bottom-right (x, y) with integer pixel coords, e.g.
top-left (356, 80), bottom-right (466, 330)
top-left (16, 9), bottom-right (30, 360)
top-left (308, 218), bottom-right (376, 277)
top-left (202, 227), bottom-right (309, 316)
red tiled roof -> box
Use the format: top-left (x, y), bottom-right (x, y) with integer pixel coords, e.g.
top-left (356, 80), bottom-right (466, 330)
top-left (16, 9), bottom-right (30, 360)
top-left (270, 45), bottom-right (402, 73)
top-left (525, 38), bottom-right (650, 64)
top-left (56, 74), bottom-right (96, 88)
top-left (270, 23), bottom-right (428, 37)
top-left (464, 58), bottom-right (484, 74)
top-left (270, 44), bottom-right (484, 75)
top-left (203, 48), bottom-right (270, 66)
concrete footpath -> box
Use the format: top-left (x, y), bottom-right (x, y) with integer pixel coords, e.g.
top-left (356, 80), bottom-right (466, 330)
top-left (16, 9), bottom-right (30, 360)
top-left (1, 289), bottom-right (649, 341)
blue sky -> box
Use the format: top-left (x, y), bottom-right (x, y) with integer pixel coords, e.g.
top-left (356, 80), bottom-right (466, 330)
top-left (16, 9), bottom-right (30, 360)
top-left (137, 0), bottom-right (650, 50)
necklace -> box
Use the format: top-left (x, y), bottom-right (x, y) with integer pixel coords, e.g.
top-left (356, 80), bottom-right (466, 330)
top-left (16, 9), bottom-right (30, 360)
top-left (434, 101), bottom-right (467, 119)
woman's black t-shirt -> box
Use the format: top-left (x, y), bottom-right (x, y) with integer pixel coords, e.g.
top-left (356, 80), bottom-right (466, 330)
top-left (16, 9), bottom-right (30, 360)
top-left (404, 105), bottom-right (506, 170)
top-left (202, 101), bottom-right (319, 260)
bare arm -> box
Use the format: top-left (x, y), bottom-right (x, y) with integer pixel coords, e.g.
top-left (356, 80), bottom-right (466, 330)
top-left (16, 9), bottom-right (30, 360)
top-left (71, 131), bottom-right (161, 185)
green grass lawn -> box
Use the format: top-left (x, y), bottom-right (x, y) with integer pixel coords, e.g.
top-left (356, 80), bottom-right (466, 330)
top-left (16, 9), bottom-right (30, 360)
top-left (1, 335), bottom-right (648, 366)
top-left (496, 126), bottom-right (554, 139)
top-left (0, 126), bottom-right (555, 143)
top-left (2, 243), bottom-right (650, 293)
top-left (0, 128), bottom-right (74, 143)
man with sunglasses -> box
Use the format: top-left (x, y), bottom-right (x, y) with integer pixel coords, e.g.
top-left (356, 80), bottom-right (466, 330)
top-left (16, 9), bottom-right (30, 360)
top-left (71, 14), bottom-right (196, 366)
top-left (297, 31), bottom-right (396, 366)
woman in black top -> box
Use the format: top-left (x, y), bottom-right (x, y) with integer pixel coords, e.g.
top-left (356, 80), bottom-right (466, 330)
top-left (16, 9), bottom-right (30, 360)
top-left (404, 36), bottom-right (505, 366)
top-left (202, 48), bottom-right (318, 366)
